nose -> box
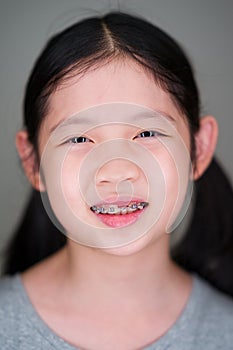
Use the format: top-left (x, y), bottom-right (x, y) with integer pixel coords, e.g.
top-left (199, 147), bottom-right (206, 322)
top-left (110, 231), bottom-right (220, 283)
top-left (95, 159), bottom-right (140, 185)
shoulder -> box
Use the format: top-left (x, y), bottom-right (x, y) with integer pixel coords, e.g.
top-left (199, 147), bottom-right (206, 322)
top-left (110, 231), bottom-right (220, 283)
top-left (0, 274), bottom-right (20, 312)
top-left (0, 275), bottom-right (24, 319)
top-left (0, 274), bottom-right (50, 349)
top-left (194, 275), bottom-right (233, 316)
top-left (0, 275), bottom-right (24, 347)
top-left (190, 275), bottom-right (233, 345)
top-left (151, 275), bottom-right (233, 350)
top-left (0, 274), bottom-right (79, 350)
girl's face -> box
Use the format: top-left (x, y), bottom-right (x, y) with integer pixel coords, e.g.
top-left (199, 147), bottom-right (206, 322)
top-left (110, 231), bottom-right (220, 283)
top-left (37, 59), bottom-right (192, 253)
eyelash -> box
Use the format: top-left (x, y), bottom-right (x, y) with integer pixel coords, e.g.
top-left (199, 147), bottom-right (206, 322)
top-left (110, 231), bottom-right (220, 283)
top-left (65, 130), bottom-right (166, 145)
top-left (134, 130), bottom-right (165, 139)
top-left (68, 136), bottom-right (92, 144)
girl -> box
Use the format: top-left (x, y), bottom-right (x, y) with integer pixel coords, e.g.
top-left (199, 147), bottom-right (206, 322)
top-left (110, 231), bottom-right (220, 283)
top-left (1, 11), bottom-right (233, 350)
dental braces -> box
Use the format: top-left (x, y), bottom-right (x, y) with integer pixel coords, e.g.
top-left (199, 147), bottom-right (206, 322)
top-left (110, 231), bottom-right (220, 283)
top-left (90, 202), bottom-right (149, 215)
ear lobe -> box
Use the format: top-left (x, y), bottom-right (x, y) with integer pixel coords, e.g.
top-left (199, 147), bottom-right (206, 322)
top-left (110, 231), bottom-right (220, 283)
top-left (15, 130), bottom-right (45, 191)
top-left (193, 115), bottom-right (218, 180)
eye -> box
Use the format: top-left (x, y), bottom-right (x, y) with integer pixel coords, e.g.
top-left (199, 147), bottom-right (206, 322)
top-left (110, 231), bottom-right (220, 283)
top-left (68, 136), bottom-right (92, 144)
top-left (134, 130), bottom-right (165, 139)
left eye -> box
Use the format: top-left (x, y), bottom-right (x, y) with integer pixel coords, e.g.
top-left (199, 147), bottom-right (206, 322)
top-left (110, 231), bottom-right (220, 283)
top-left (135, 130), bottom-right (162, 138)
top-left (68, 136), bottom-right (92, 143)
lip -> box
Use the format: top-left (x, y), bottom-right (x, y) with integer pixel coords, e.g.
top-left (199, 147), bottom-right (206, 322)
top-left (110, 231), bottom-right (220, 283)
top-left (92, 196), bottom-right (146, 207)
top-left (90, 196), bottom-right (148, 228)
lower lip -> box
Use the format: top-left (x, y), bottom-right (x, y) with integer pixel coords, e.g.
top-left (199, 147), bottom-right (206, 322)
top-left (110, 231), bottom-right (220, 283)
top-left (92, 209), bottom-right (146, 228)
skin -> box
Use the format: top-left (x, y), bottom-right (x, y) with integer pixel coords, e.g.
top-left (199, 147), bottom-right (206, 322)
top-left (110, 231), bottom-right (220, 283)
top-left (16, 58), bottom-right (218, 350)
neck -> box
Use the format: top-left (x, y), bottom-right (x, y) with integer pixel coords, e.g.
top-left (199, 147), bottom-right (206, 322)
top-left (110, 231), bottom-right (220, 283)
top-left (59, 235), bottom-right (189, 309)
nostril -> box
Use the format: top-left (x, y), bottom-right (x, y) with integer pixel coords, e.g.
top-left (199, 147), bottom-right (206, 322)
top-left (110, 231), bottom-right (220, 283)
top-left (98, 179), bottom-right (112, 184)
top-left (97, 174), bottom-right (134, 184)
top-left (95, 159), bottom-right (140, 185)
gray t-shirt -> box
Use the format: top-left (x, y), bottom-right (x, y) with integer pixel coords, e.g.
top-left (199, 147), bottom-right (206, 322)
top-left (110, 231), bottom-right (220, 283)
top-left (0, 273), bottom-right (233, 349)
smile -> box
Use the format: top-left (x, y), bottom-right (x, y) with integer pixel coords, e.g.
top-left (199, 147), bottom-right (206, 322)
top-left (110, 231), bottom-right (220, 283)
top-left (90, 201), bottom-right (149, 228)
top-left (90, 201), bottom-right (149, 215)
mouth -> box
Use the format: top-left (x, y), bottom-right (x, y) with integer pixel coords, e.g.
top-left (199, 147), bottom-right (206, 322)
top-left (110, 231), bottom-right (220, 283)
top-left (90, 200), bottom-right (149, 228)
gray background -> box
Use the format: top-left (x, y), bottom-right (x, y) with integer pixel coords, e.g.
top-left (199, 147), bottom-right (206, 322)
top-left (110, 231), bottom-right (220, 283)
top-left (0, 0), bottom-right (232, 259)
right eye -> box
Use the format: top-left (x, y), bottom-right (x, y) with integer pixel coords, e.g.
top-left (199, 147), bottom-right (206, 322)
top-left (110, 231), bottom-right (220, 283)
top-left (68, 136), bottom-right (92, 144)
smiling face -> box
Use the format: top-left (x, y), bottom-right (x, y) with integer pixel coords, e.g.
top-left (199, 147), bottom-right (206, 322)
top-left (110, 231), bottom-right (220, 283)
top-left (32, 59), bottom-right (193, 252)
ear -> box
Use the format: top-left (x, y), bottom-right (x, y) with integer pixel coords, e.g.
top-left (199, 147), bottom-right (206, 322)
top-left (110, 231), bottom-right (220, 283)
top-left (15, 130), bottom-right (45, 191)
top-left (193, 115), bottom-right (218, 180)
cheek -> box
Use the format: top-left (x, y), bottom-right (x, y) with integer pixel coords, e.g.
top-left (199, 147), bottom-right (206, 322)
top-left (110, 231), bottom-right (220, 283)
top-left (61, 153), bottom-right (80, 192)
top-left (60, 152), bottom-right (87, 211)
top-left (156, 147), bottom-right (180, 204)
top-left (39, 146), bottom-right (95, 237)
top-left (40, 147), bottom-right (86, 209)
top-left (151, 137), bottom-right (192, 232)
top-left (60, 148), bottom-right (92, 205)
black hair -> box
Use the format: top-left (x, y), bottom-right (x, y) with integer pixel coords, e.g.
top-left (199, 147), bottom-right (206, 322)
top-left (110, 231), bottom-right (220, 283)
top-left (3, 190), bottom-right (66, 274)
top-left (3, 12), bottom-right (233, 297)
top-left (172, 158), bottom-right (233, 296)
top-left (24, 11), bottom-right (199, 159)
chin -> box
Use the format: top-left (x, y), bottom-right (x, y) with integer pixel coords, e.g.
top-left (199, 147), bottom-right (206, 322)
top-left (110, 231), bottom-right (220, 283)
top-left (100, 228), bottom-right (166, 257)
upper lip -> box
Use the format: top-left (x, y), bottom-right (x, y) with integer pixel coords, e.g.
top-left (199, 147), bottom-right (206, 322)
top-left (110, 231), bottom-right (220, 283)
top-left (91, 197), bottom-right (147, 207)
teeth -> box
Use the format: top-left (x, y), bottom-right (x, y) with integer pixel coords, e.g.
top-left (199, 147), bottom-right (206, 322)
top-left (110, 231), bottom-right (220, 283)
top-left (120, 207), bottom-right (128, 214)
top-left (100, 206), bottom-right (107, 214)
top-left (90, 206), bottom-right (100, 213)
top-left (90, 202), bottom-right (149, 215)
top-left (130, 203), bottom-right (138, 209)
top-left (138, 202), bottom-right (149, 210)
top-left (127, 205), bottom-right (137, 213)
top-left (108, 205), bottom-right (121, 214)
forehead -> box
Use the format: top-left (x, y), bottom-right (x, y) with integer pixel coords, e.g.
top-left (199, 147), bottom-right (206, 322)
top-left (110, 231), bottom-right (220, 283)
top-left (47, 59), bottom-right (183, 124)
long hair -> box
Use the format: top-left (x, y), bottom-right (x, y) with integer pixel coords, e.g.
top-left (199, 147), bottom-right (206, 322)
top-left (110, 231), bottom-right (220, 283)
top-left (172, 158), bottom-right (233, 296)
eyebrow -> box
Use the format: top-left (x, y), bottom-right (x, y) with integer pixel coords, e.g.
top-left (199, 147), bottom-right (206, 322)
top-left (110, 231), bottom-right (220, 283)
top-left (49, 110), bottom-right (176, 134)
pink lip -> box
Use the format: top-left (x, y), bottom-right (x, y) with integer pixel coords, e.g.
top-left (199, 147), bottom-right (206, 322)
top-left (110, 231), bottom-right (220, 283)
top-left (90, 196), bottom-right (148, 228)
top-left (93, 197), bottom-right (145, 207)
top-left (94, 209), bottom-right (146, 228)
